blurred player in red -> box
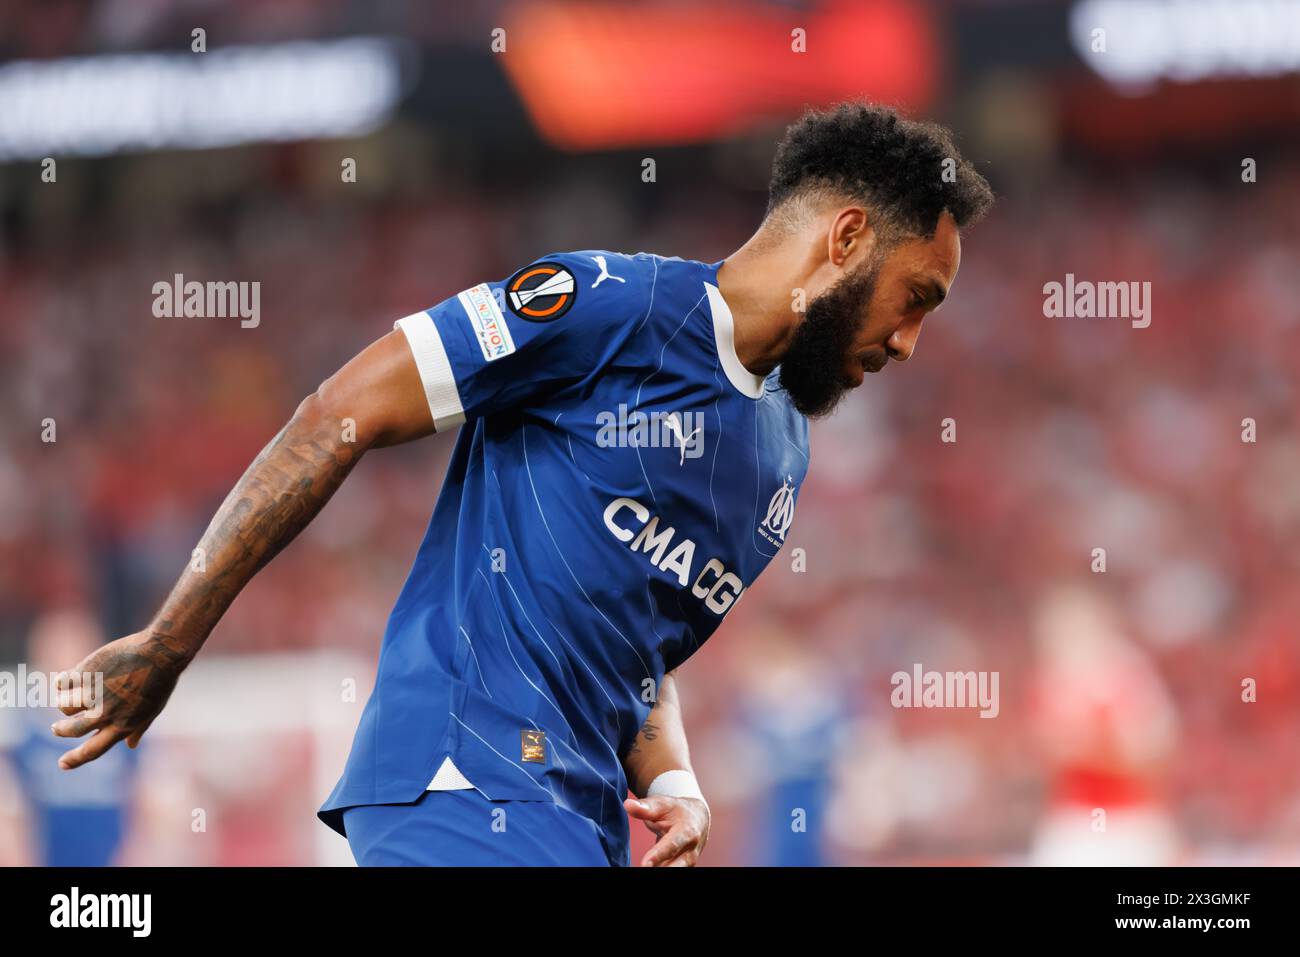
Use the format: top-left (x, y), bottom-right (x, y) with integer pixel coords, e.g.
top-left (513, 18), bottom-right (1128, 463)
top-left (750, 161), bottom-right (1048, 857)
top-left (1028, 586), bottom-right (1182, 865)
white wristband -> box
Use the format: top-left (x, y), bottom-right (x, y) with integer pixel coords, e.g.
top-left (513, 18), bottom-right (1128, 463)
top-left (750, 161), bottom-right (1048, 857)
top-left (646, 770), bottom-right (708, 811)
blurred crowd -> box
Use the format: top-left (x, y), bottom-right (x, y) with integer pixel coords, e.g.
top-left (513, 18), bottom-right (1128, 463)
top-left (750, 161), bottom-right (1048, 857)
top-left (2, 127), bottom-right (1299, 864)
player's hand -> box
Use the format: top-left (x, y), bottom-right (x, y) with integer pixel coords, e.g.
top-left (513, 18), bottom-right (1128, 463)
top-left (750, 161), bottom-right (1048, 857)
top-left (624, 795), bottom-right (710, 867)
top-left (50, 630), bottom-right (193, 769)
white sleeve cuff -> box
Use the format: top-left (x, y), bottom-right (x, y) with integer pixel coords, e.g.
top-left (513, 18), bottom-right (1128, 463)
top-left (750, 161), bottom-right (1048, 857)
top-left (395, 312), bottom-right (466, 432)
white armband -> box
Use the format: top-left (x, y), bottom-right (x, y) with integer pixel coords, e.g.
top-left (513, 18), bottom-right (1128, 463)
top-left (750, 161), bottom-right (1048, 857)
top-left (394, 312), bottom-right (466, 432)
top-left (647, 769), bottom-right (708, 812)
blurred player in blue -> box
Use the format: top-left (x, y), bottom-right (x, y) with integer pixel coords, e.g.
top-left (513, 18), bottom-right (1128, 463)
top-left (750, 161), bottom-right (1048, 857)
top-left (8, 611), bottom-right (139, 866)
top-left (728, 626), bottom-right (850, 866)
top-left (52, 104), bottom-right (991, 866)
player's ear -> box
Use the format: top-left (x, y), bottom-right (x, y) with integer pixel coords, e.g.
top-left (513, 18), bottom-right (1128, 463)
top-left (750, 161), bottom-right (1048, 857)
top-left (827, 206), bottom-right (871, 268)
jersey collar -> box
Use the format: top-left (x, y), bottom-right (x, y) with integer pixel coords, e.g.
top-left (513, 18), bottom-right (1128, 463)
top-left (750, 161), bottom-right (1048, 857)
top-left (704, 280), bottom-right (766, 400)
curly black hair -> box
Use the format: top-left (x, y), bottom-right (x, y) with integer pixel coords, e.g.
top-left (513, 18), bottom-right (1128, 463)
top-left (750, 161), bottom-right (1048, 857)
top-left (767, 102), bottom-right (993, 241)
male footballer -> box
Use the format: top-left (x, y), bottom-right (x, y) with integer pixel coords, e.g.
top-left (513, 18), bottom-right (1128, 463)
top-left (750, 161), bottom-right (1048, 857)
top-left (52, 103), bottom-right (992, 866)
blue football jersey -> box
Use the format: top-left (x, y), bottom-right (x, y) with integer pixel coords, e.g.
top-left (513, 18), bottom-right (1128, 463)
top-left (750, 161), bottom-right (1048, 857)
top-left (319, 251), bottom-right (809, 864)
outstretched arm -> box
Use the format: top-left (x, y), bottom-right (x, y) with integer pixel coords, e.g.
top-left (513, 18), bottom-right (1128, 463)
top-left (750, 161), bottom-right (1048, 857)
top-left (621, 670), bottom-right (711, 867)
top-left (53, 329), bottom-right (436, 769)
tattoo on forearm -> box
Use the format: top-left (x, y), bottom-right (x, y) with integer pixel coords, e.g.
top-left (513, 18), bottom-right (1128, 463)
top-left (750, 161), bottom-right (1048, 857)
top-left (152, 414), bottom-right (362, 651)
top-left (628, 718), bottom-right (660, 755)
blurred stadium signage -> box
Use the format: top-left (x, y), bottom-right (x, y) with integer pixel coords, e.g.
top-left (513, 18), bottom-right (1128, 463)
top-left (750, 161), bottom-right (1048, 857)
top-left (499, 0), bottom-right (937, 150)
top-left (1070, 0), bottom-right (1300, 86)
top-left (0, 38), bottom-right (405, 161)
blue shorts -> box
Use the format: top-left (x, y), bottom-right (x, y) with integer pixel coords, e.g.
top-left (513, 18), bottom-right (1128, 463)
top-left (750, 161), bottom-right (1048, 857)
top-left (342, 789), bottom-right (621, 866)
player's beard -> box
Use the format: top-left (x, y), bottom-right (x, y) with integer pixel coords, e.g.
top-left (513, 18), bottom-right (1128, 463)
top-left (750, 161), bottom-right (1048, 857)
top-left (778, 255), bottom-right (883, 418)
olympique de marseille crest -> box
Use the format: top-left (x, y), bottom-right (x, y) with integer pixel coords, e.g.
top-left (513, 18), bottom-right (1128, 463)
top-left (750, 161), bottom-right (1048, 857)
top-left (758, 475), bottom-right (797, 546)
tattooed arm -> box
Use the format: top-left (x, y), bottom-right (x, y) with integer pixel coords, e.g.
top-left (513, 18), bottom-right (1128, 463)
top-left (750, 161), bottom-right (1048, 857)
top-left (621, 670), bottom-right (711, 866)
top-left (52, 330), bottom-right (436, 769)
